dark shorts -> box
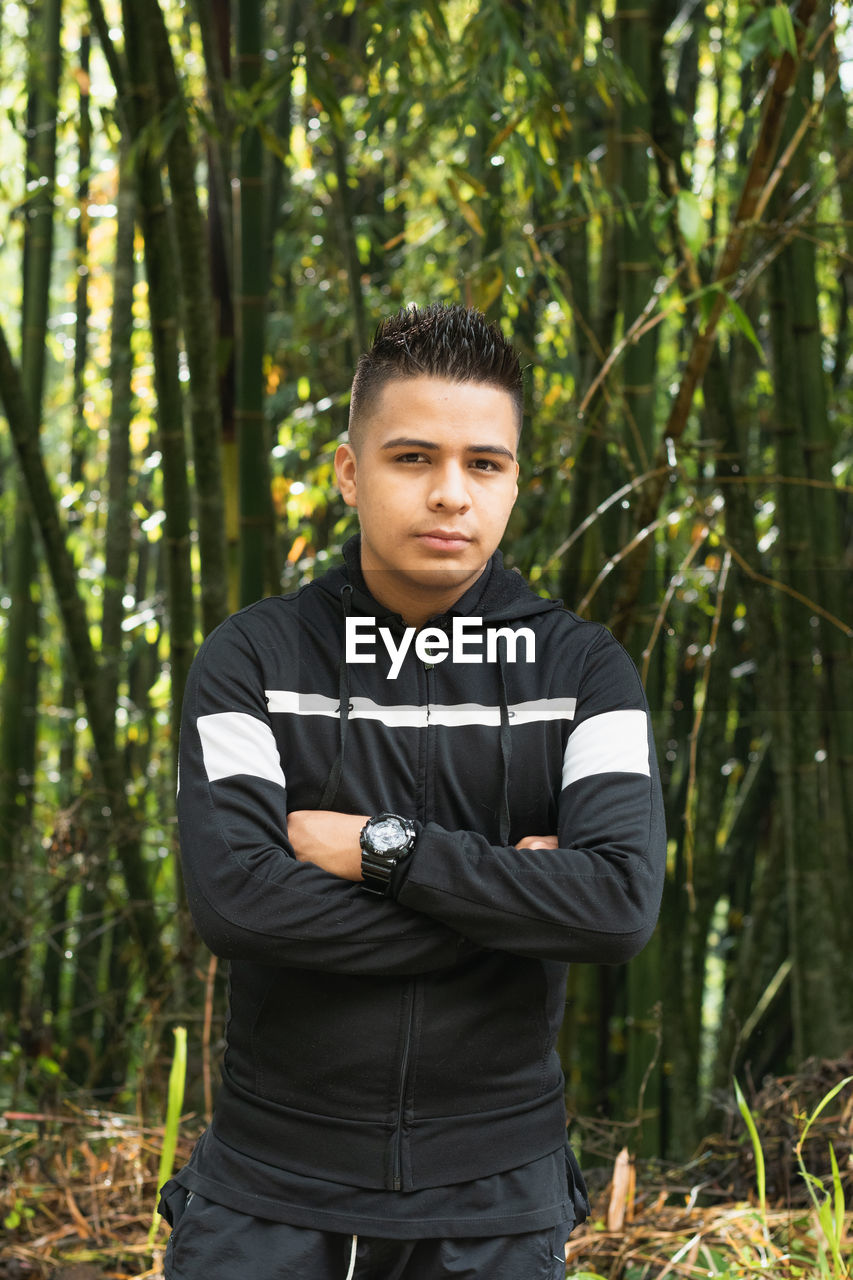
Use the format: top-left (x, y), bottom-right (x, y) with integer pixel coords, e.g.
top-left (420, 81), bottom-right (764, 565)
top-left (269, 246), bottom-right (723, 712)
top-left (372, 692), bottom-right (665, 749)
top-left (159, 1181), bottom-right (571, 1279)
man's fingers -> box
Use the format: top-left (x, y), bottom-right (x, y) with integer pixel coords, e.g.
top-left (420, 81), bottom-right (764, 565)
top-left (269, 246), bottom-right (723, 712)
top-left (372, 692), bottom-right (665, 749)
top-left (514, 834), bottom-right (559, 850)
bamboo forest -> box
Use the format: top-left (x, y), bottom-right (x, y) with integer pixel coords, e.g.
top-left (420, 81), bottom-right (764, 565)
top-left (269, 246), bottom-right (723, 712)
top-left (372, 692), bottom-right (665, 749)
top-left (1, 0), bottom-right (851, 1275)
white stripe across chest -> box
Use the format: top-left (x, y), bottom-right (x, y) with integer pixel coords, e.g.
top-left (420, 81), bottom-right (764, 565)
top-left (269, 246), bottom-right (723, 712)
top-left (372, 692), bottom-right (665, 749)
top-left (263, 690), bottom-right (577, 728)
top-left (196, 698), bottom-right (650, 790)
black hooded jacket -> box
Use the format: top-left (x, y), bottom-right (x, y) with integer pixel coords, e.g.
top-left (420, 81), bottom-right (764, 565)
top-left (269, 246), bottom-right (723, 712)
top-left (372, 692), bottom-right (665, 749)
top-left (177, 538), bottom-right (666, 1194)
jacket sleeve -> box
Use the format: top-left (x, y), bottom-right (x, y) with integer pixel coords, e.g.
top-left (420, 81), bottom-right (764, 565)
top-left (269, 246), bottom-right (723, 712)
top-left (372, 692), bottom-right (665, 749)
top-left (176, 613), bottom-right (468, 975)
top-left (391, 628), bottom-right (666, 963)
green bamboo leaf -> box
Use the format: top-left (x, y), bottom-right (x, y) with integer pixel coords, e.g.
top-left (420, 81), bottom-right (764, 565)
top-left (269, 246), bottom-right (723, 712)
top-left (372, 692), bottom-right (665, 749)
top-left (740, 10), bottom-right (773, 64)
top-left (473, 265), bottom-right (505, 314)
top-left (795, 1077), bottom-right (853, 1240)
top-left (734, 1077), bottom-right (766, 1216)
top-left (423, 0), bottom-right (450, 40)
top-left (723, 293), bottom-right (764, 361)
top-left (148, 1025), bottom-right (187, 1249)
top-left (356, 232), bottom-right (371, 265)
top-left (190, 102), bottom-right (221, 143)
top-left (829, 1143), bottom-right (844, 1252)
top-left (148, 670), bottom-right (172, 708)
top-left (697, 283), bottom-right (718, 326)
top-left (449, 165), bottom-right (489, 198)
top-left (770, 3), bottom-right (798, 57)
top-left (447, 178), bottom-right (485, 237)
top-left (256, 121), bottom-right (290, 166)
top-left (677, 190), bottom-right (708, 256)
top-left (799, 1076), bottom-right (853, 1145)
top-left (817, 1198), bottom-right (838, 1263)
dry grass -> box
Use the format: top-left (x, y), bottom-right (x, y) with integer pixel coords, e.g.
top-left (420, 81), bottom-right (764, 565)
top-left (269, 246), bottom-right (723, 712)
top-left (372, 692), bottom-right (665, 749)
top-left (1, 1056), bottom-right (851, 1279)
top-left (0, 1106), bottom-right (189, 1279)
top-left (566, 1178), bottom-right (850, 1279)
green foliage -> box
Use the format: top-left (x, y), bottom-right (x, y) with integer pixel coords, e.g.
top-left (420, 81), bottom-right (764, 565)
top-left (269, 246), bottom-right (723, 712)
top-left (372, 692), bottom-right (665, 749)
top-left (677, 190), bottom-right (709, 257)
top-left (793, 1077), bottom-right (853, 1278)
top-left (3, 1198), bottom-right (35, 1232)
top-left (148, 1024), bottom-right (187, 1247)
top-left (735, 1076), bottom-right (767, 1217)
top-left (739, 3), bottom-right (799, 65)
top-left (730, 1075), bottom-right (853, 1280)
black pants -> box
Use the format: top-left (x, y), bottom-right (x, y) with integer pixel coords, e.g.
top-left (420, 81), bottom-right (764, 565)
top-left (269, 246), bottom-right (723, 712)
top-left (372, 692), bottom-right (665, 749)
top-left (159, 1182), bottom-right (571, 1279)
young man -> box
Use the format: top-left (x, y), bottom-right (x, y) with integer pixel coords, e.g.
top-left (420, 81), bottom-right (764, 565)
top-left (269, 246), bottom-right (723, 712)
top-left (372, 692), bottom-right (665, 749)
top-left (159, 304), bottom-right (666, 1279)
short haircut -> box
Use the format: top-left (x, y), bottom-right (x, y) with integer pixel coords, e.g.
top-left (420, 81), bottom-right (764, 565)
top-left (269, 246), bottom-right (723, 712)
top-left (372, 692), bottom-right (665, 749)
top-left (348, 303), bottom-right (524, 450)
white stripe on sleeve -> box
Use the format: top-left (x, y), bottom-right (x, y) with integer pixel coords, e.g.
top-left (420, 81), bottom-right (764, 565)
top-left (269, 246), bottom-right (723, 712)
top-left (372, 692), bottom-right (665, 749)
top-left (197, 711), bottom-right (286, 787)
top-left (562, 708), bottom-right (650, 789)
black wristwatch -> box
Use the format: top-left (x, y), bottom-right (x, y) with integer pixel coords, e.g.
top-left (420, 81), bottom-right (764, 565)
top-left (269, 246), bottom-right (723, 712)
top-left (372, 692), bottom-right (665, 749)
top-left (360, 813), bottom-right (417, 896)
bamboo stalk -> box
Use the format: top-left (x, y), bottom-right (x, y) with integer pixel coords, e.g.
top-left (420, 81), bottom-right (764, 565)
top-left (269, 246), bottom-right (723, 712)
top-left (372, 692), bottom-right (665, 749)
top-left (147, 0), bottom-right (230, 635)
top-left (101, 143), bottom-right (136, 709)
top-left (0, 0), bottom-right (63, 1034)
top-left (611, 0), bottom-right (821, 641)
top-left (0, 323), bottom-right (161, 979)
top-left (235, 0), bottom-right (276, 606)
top-left (121, 0), bottom-right (198, 780)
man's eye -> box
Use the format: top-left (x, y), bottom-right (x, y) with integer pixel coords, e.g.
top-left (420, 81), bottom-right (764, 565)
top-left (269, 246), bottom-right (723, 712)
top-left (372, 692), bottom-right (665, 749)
top-left (472, 458), bottom-right (500, 472)
top-left (395, 452), bottom-right (428, 463)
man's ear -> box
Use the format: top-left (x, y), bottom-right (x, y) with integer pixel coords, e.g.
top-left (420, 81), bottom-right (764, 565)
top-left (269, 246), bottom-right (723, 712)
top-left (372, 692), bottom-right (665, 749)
top-left (335, 442), bottom-right (358, 508)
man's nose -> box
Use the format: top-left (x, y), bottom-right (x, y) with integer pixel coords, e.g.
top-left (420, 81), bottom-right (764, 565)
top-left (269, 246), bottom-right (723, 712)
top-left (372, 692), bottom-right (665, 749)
top-left (428, 462), bottom-right (472, 510)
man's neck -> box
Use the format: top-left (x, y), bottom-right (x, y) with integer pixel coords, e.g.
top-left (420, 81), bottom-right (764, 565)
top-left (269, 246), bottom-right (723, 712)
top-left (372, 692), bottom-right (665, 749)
top-left (359, 563), bottom-right (488, 628)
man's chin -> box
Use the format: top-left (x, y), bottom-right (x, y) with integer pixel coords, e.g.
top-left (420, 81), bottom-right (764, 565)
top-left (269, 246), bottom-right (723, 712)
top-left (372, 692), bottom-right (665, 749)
top-left (367, 559), bottom-right (483, 589)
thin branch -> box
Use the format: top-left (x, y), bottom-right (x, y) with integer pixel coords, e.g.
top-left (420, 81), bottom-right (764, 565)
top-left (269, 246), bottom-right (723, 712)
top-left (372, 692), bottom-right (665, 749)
top-left (640, 532), bottom-right (709, 685)
top-left (683, 550), bottom-right (732, 913)
top-left (575, 506), bottom-right (692, 617)
top-left (543, 466), bottom-right (671, 572)
top-left (721, 537), bottom-right (852, 636)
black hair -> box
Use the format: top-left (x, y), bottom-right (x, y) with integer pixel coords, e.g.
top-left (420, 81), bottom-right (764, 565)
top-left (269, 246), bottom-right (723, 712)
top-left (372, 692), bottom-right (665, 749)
top-left (348, 303), bottom-right (524, 449)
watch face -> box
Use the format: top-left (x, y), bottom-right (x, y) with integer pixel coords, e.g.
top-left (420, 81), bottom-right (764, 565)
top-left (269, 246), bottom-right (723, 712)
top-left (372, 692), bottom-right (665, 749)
top-left (370, 817), bottom-right (405, 852)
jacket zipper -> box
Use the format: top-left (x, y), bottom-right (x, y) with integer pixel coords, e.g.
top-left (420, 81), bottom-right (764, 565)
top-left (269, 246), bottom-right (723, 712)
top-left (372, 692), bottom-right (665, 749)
top-left (422, 655), bottom-right (435, 825)
top-left (392, 979), bottom-right (416, 1190)
top-left (391, 647), bottom-right (434, 1190)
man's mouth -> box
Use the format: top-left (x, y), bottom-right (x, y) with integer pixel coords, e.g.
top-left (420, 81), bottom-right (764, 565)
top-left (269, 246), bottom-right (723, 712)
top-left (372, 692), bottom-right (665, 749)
top-left (415, 530), bottom-right (472, 551)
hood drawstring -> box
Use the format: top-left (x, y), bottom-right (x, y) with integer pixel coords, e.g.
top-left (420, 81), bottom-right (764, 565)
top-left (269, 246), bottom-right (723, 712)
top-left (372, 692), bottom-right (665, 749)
top-left (319, 584), bottom-right (354, 811)
top-left (497, 651), bottom-right (512, 846)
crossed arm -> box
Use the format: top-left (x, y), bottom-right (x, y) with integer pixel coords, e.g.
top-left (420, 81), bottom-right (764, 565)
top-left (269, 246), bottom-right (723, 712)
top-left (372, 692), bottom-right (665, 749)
top-left (287, 809), bottom-right (558, 879)
top-left (180, 613), bottom-right (664, 967)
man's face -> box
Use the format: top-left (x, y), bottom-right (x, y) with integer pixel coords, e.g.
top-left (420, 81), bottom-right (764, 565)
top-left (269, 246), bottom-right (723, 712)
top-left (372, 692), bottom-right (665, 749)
top-left (335, 377), bottom-right (519, 623)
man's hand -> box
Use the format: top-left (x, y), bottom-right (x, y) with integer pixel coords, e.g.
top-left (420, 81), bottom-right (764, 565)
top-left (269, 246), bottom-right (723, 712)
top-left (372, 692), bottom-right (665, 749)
top-left (288, 810), bottom-right (369, 881)
top-left (515, 835), bottom-right (558, 850)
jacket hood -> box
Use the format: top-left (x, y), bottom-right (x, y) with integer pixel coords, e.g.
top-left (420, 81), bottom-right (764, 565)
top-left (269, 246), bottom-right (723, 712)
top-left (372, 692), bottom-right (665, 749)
top-left (315, 534), bottom-right (562, 625)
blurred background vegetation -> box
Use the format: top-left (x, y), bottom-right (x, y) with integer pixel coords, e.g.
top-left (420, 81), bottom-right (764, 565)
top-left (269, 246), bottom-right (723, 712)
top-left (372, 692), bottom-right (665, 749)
top-left (0, 0), bottom-right (850, 1168)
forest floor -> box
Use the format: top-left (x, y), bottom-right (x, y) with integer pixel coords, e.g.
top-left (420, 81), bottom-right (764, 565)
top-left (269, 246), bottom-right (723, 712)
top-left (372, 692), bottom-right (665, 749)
top-left (1, 1054), bottom-right (851, 1280)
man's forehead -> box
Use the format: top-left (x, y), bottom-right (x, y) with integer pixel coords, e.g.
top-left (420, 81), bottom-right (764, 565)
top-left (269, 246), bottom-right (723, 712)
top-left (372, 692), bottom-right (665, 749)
top-left (371, 374), bottom-right (515, 403)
